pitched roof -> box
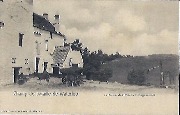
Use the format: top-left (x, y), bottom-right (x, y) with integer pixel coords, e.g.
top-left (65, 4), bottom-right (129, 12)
top-left (52, 46), bottom-right (70, 65)
top-left (33, 13), bottom-right (65, 37)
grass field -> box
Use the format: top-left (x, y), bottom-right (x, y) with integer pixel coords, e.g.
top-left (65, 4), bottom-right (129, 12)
top-left (103, 54), bottom-right (179, 86)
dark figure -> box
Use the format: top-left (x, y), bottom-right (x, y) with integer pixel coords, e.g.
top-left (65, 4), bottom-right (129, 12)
top-left (67, 74), bottom-right (75, 87)
top-left (17, 73), bottom-right (26, 85)
top-left (62, 76), bottom-right (67, 84)
top-left (62, 74), bottom-right (79, 87)
top-left (37, 70), bottom-right (50, 83)
top-left (74, 76), bottom-right (82, 86)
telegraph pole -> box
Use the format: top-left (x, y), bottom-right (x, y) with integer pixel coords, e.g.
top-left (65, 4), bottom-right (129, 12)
top-left (159, 60), bottom-right (163, 86)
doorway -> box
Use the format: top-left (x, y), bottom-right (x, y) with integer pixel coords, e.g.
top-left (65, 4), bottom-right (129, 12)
top-left (35, 57), bottom-right (40, 73)
top-left (53, 67), bottom-right (59, 75)
top-left (44, 62), bottom-right (48, 71)
top-left (12, 67), bottom-right (21, 83)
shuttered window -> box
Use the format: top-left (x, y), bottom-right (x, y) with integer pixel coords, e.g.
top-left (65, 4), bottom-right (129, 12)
top-left (19, 33), bottom-right (24, 47)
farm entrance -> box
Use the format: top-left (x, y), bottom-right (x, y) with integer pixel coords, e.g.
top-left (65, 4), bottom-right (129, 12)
top-left (12, 67), bottom-right (22, 83)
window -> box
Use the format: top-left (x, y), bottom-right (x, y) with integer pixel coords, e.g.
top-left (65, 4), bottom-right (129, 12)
top-left (54, 15), bottom-right (59, 20)
top-left (35, 41), bottom-right (40, 55)
top-left (0, 21), bottom-right (4, 28)
top-left (34, 31), bottom-right (41, 35)
top-left (12, 58), bottom-right (16, 63)
top-left (19, 33), bottom-right (24, 47)
top-left (25, 59), bottom-right (29, 64)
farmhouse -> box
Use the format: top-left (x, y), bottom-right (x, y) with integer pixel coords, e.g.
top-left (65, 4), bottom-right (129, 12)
top-left (0, 0), bottom-right (83, 85)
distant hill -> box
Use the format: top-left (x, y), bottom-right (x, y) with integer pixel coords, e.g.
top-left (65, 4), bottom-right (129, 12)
top-left (102, 54), bottom-right (179, 86)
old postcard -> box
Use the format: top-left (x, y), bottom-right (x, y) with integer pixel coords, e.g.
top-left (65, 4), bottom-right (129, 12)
top-left (0, 0), bottom-right (179, 114)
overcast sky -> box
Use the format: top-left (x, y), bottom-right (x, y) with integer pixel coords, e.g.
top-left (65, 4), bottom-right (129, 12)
top-left (34, 0), bottom-right (179, 56)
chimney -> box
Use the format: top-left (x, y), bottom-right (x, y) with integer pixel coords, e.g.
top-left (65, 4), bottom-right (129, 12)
top-left (43, 13), bottom-right (48, 20)
top-left (54, 14), bottom-right (60, 32)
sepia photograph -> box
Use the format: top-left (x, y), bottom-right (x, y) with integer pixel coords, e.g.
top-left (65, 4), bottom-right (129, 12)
top-left (0, 0), bottom-right (179, 114)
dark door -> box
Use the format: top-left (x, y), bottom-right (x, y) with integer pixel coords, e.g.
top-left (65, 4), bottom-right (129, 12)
top-left (72, 64), bottom-right (78, 68)
top-left (35, 57), bottom-right (40, 73)
top-left (53, 67), bottom-right (59, 75)
top-left (13, 67), bottom-right (21, 83)
top-left (44, 62), bottom-right (48, 71)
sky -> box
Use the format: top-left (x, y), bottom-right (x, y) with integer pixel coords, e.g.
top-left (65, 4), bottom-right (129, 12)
top-left (34, 0), bottom-right (179, 56)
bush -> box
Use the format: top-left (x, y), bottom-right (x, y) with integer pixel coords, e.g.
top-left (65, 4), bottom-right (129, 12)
top-left (97, 68), bottom-right (112, 82)
top-left (127, 69), bottom-right (145, 85)
top-left (61, 67), bottom-right (83, 76)
top-left (85, 68), bottom-right (112, 82)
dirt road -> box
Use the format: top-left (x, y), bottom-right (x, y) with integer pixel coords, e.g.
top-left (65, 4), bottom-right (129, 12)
top-left (0, 77), bottom-right (178, 115)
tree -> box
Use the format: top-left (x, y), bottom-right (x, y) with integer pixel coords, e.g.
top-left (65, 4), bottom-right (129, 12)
top-left (81, 47), bottom-right (90, 65)
top-left (82, 49), bottom-right (112, 81)
top-left (69, 39), bottom-right (114, 82)
top-left (71, 39), bottom-right (82, 51)
top-left (127, 69), bottom-right (146, 85)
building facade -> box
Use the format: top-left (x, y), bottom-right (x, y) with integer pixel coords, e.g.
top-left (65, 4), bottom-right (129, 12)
top-left (33, 12), bottom-right (65, 74)
top-left (0, 0), bottom-right (83, 85)
top-left (0, 0), bottom-right (34, 84)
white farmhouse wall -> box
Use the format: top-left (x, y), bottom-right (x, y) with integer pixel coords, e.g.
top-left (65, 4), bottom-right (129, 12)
top-left (63, 49), bottom-right (83, 68)
top-left (0, 0), bottom-right (34, 84)
top-left (34, 27), bottom-right (64, 73)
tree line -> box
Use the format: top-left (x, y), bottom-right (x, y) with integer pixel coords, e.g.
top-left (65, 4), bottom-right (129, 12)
top-left (70, 39), bottom-right (133, 82)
